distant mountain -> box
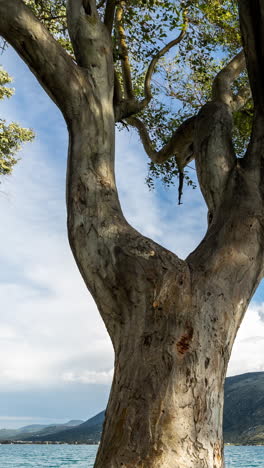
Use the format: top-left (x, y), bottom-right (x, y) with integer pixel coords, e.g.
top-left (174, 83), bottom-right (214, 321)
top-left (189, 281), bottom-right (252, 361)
top-left (0, 429), bottom-right (20, 440)
top-left (24, 411), bottom-right (105, 444)
top-left (17, 424), bottom-right (52, 433)
top-left (224, 372), bottom-right (264, 444)
top-left (65, 420), bottom-right (84, 427)
top-left (0, 420), bottom-right (84, 442)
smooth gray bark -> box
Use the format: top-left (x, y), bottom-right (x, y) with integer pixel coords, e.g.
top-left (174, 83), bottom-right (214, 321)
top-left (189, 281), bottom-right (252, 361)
top-left (0, 0), bottom-right (263, 467)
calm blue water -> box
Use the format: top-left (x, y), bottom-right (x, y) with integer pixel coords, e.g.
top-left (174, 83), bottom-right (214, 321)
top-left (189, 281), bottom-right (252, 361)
top-left (0, 445), bottom-right (97, 467)
top-left (0, 444), bottom-right (263, 467)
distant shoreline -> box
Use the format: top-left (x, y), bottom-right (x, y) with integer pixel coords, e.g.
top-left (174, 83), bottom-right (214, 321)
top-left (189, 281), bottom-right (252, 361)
top-left (0, 441), bottom-right (263, 447)
top-left (0, 441), bottom-right (100, 445)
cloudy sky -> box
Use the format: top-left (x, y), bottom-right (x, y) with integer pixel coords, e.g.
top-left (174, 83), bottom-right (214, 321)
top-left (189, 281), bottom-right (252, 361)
top-left (0, 47), bottom-right (264, 429)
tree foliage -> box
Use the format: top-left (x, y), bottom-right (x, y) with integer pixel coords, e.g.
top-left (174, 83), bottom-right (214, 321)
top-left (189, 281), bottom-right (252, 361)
top-left (1, 0), bottom-right (252, 189)
top-left (0, 66), bottom-right (34, 177)
top-left (15, 0), bottom-right (251, 196)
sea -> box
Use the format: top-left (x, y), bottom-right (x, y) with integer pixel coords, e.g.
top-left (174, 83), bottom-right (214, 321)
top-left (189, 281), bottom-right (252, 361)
top-left (0, 444), bottom-right (263, 467)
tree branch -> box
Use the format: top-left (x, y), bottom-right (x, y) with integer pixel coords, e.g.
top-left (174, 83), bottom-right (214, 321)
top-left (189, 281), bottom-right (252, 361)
top-left (143, 24), bottom-right (187, 104)
top-left (238, 0), bottom-right (264, 166)
top-left (113, 69), bottom-right (122, 105)
top-left (97, 0), bottom-right (106, 8)
top-left (104, 0), bottom-right (116, 34)
top-left (231, 85), bottom-right (252, 112)
top-left (116, 2), bottom-right (134, 99)
top-left (127, 115), bottom-right (196, 168)
top-left (67, 0), bottom-right (101, 68)
top-left (114, 15), bottom-right (187, 121)
top-left (194, 101), bottom-right (236, 214)
top-left (0, 0), bottom-right (81, 120)
top-left (66, 0), bottom-right (114, 105)
top-left (212, 50), bottom-right (246, 107)
top-left (239, 0), bottom-right (264, 111)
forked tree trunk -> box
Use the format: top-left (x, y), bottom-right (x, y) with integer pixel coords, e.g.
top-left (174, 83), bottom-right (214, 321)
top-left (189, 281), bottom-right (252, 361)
top-left (91, 166), bottom-right (263, 467)
top-left (0, 1), bottom-right (264, 467)
top-left (66, 100), bottom-right (264, 468)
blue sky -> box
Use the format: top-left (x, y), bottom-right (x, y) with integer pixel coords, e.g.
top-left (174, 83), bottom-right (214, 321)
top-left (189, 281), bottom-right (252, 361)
top-left (0, 46), bottom-right (264, 429)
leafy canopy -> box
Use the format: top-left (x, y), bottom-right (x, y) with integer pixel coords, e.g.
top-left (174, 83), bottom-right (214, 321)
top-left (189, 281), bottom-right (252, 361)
top-left (0, 66), bottom-right (34, 177)
top-left (3, 1), bottom-right (251, 189)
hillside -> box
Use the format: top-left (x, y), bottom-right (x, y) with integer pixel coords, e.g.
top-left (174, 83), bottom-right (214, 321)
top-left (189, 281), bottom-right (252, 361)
top-left (224, 372), bottom-right (264, 444)
top-left (0, 420), bottom-right (83, 442)
top-left (24, 411), bottom-right (105, 444)
top-left (4, 372), bottom-right (264, 445)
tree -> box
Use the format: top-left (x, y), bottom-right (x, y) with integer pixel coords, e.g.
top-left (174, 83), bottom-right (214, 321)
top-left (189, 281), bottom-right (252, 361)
top-left (0, 66), bottom-right (34, 177)
top-left (0, 0), bottom-right (262, 466)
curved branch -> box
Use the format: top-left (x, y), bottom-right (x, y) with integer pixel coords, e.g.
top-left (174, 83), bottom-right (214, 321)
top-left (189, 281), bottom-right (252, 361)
top-left (194, 101), bottom-right (236, 214)
top-left (144, 25), bottom-right (187, 104)
top-left (127, 115), bottom-right (196, 168)
top-left (212, 50), bottom-right (246, 107)
top-left (239, 0), bottom-right (264, 111)
top-left (115, 98), bottom-right (145, 122)
top-left (116, 2), bottom-right (134, 99)
top-left (238, 0), bottom-right (264, 166)
top-left (0, 0), bottom-right (81, 120)
top-left (114, 15), bottom-right (187, 121)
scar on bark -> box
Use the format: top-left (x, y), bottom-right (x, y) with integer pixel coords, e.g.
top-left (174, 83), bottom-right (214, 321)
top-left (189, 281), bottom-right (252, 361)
top-left (176, 326), bottom-right (193, 355)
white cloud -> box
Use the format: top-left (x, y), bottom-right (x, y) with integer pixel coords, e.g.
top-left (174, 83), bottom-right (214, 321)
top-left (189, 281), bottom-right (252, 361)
top-left (227, 302), bottom-right (264, 376)
top-left (62, 369), bottom-right (114, 385)
top-left (0, 325), bottom-right (17, 341)
top-left (0, 139), bottom-right (113, 390)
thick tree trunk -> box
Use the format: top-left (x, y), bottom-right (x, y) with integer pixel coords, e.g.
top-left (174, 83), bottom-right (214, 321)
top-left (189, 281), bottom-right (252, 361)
top-left (93, 200), bottom-right (263, 467)
top-left (95, 295), bottom-right (228, 468)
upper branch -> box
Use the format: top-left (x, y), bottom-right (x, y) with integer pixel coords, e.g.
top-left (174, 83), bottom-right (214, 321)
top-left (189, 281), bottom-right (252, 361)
top-left (212, 50), bottom-right (246, 107)
top-left (193, 50), bottom-right (247, 214)
top-left (104, 0), bottom-right (116, 34)
top-left (0, 0), bottom-right (82, 120)
top-left (116, 2), bottom-right (134, 99)
top-left (144, 24), bottom-right (187, 104)
top-left (66, 0), bottom-right (114, 102)
top-left (237, 0), bottom-right (264, 168)
top-left (115, 19), bottom-right (187, 121)
top-left (67, 0), bottom-right (103, 68)
top-left (239, 0), bottom-right (264, 111)
top-left (128, 115), bottom-right (196, 168)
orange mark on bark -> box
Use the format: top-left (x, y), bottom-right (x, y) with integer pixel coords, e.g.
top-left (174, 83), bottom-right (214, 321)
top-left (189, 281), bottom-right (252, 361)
top-left (213, 442), bottom-right (222, 466)
top-left (176, 327), bottom-right (193, 356)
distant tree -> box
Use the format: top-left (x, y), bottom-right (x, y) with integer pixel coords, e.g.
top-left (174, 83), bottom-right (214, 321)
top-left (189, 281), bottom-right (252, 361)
top-left (0, 65), bottom-right (34, 177)
top-left (0, 1), bottom-right (262, 467)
